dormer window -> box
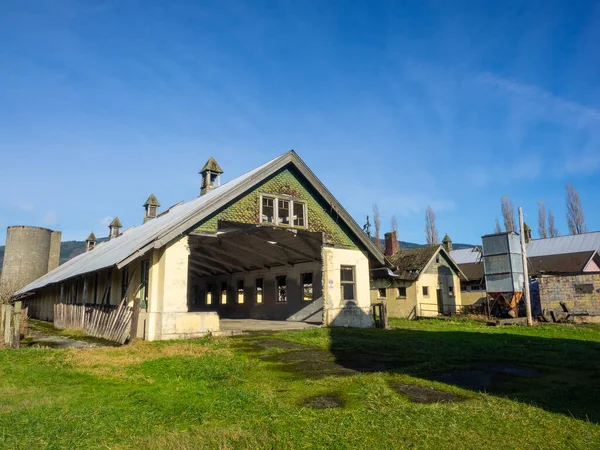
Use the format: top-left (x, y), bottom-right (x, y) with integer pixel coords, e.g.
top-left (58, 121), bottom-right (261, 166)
top-left (143, 194), bottom-right (160, 223)
top-left (260, 195), bottom-right (306, 228)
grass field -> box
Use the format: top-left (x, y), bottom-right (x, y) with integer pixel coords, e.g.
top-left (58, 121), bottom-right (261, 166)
top-left (1, 318), bottom-right (599, 449)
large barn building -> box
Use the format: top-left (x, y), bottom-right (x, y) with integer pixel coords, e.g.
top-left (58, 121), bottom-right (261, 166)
top-left (16, 151), bottom-right (385, 340)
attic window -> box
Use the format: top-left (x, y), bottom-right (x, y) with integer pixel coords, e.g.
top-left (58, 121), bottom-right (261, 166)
top-left (260, 195), bottom-right (307, 228)
top-left (435, 256), bottom-right (440, 264)
top-left (148, 205), bottom-right (157, 217)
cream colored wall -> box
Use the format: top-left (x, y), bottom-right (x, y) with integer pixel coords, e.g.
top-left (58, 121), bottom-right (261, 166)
top-left (146, 236), bottom-right (219, 341)
top-left (370, 282), bottom-right (419, 319)
top-left (415, 273), bottom-right (461, 317)
top-left (322, 247), bottom-right (372, 327)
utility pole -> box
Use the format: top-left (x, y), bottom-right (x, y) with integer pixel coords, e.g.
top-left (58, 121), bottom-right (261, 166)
top-left (519, 207), bottom-right (533, 326)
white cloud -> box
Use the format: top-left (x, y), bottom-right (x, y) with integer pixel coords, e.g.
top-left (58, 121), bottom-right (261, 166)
top-left (100, 216), bottom-right (113, 226)
top-left (477, 72), bottom-right (600, 127)
top-left (42, 210), bottom-right (57, 225)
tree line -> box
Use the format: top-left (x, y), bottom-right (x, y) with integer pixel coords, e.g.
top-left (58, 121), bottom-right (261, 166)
top-left (495, 182), bottom-right (587, 237)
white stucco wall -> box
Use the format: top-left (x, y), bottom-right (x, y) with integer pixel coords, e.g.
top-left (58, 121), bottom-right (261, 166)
top-left (146, 236), bottom-right (219, 340)
top-left (322, 247), bottom-right (373, 328)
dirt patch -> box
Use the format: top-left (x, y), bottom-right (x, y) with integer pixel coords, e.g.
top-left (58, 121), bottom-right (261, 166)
top-left (390, 382), bottom-right (466, 403)
top-left (252, 338), bottom-right (308, 350)
top-left (303, 393), bottom-right (345, 409)
top-left (266, 349), bottom-right (356, 378)
top-left (23, 330), bottom-right (99, 349)
top-left (433, 363), bottom-right (540, 391)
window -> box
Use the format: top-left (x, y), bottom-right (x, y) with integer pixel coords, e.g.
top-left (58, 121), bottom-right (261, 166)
top-left (237, 280), bottom-right (244, 304)
top-left (276, 275), bottom-right (287, 302)
top-left (293, 202), bottom-right (306, 227)
top-left (206, 284), bottom-right (212, 305)
top-left (256, 278), bottom-right (263, 304)
top-left (435, 256), bottom-right (440, 264)
top-left (422, 286), bottom-right (429, 297)
top-left (121, 266), bottom-right (130, 300)
top-left (340, 266), bottom-right (355, 301)
top-left (260, 195), bottom-right (307, 228)
top-left (148, 205), bottom-right (157, 217)
top-left (277, 199), bottom-right (290, 225)
top-left (302, 272), bottom-right (314, 301)
top-left (221, 282), bottom-right (228, 304)
top-left (262, 196), bottom-right (275, 223)
top-left (141, 259), bottom-right (150, 308)
top-left (378, 288), bottom-right (387, 299)
top-left (449, 285), bottom-right (454, 296)
top-left (397, 287), bottom-right (407, 298)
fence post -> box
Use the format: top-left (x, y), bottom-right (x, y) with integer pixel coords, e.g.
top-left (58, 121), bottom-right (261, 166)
top-left (12, 301), bottom-right (21, 349)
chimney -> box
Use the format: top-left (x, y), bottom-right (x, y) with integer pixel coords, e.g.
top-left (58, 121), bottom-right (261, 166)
top-left (199, 157), bottom-right (224, 196)
top-left (85, 232), bottom-right (97, 251)
top-left (143, 194), bottom-right (160, 223)
top-left (442, 234), bottom-right (453, 252)
top-left (108, 217), bottom-right (122, 240)
top-left (384, 231), bottom-right (399, 257)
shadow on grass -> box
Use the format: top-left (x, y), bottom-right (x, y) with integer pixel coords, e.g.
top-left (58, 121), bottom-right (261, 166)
top-left (327, 308), bottom-right (600, 422)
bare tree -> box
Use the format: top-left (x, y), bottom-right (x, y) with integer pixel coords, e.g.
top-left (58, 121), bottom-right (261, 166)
top-left (548, 209), bottom-right (559, 237)
top-left (537, 201), bottom-right (548, 238)
top-left (391, 215), bottom-right (400, 251)
top-left (501, 196), bottom-right (516, 232)
top-left (373, 204), bottom-right (382, 250)
top-left (566, 182), bottom-right (587, 235)
top-left (494, 217), bottom-right (502, 234)
top-left (425, 206), bottom-right (439, 245)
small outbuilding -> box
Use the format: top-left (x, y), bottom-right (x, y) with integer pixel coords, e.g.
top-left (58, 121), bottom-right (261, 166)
top-left (370, 232), bottom-right (466, 318)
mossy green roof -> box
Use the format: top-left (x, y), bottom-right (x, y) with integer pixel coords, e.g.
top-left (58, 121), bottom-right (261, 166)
top-left (442, 233), bottom-right (452, 243)
top-left (143, 194), bottom-right (160, 207)
top-left (86, 232), bottom-right (97, 241)
top-left (200, 157), bottom-right (224, 174)
top-left (109, 217), bottom-right (122, 228)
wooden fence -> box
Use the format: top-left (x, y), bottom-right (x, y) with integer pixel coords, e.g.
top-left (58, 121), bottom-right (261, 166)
top-left (54, 303), bottom-right (133, 344)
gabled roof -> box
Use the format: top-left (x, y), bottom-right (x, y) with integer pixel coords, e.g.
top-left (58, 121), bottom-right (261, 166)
top-left (200, 157), bottom-right (224, 174)
top-left (17, 151), bottom-right (385, 295)
top-left (528, 251), bottom-right (599, 276)
top-left (86, 232), bottom-right (97, 242)
top-left (385, 245), bottom-right (465, 281)
top-left (143, 194), bottom-right (160, 207)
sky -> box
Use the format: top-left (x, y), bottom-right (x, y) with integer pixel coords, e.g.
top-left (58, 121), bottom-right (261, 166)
top-left (1, 0), bottom-right (599, 246)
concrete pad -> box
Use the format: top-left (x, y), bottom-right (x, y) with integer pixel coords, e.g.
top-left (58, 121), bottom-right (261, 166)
top-left (218, 319), bottom-right (320, 334)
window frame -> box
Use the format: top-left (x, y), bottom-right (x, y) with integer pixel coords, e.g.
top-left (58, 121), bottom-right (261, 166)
top-left (377, 287), bottom-right (387, 299)
top-left (397, 287), bottom-right (407, 298)
top-left (237, 279), bottom-right (244, 304)
top-left (301, 272), bottom-right (314, 301)
top-left (255, 278), bottom-right (264, 304)
top-left (259, 194), bottom-right (307, 229)
top-left (422, 286), bottom-right (429, 297)
top-left (340, 265), bottom-right (356, 301)
top-left (276, 275), bottom-right (287, 303)
top-left (220, 282), bottom-right (228, 305)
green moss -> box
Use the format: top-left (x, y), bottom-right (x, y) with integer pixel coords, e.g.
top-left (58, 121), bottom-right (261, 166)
top-left (195, 167), bottom-right (358, 248)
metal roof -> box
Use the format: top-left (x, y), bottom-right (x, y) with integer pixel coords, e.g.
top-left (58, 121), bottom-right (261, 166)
top-left (450, 247), bottom-right (482, 264)
top-left (17, 151), bottom-right (385, 295)
top-left (526, 232), bottom-right (600, 257)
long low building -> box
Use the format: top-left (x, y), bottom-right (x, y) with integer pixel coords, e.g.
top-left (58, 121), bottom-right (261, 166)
top-left (17, 151), bottom-right (385, 340)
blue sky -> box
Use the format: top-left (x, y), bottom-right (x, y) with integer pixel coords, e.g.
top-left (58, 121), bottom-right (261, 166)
top-left (1, 0), bottom-right (599, 246)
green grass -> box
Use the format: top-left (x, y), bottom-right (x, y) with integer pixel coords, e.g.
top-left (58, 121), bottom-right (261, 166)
top-left (1, 319), bottom-right (599, 449)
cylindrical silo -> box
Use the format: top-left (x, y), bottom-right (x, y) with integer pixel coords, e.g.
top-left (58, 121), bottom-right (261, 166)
top-left (0, 226), bottom-right (62, 290)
